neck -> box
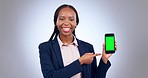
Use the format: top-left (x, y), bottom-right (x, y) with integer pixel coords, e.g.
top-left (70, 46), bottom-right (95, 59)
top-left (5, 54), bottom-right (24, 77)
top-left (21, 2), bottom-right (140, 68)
top-left (59, 34), bottom-right (74, 44)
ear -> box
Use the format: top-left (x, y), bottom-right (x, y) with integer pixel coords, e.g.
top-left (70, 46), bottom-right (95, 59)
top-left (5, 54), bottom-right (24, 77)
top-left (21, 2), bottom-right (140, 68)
top-left (75, 25), bottom-right (77, 28)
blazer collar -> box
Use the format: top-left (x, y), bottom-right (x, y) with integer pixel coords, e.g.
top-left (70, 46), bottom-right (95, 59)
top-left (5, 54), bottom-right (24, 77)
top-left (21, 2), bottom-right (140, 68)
top-left (51, 37), bottom-right (86, 67)
top-left (52, 37), bottom-right (64, 67)
top-left (76, 38), bottom-right (86, 56)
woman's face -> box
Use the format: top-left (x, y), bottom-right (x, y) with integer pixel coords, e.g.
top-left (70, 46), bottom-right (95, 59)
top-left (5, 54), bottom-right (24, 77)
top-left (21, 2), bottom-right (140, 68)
top-left (56, 7), bottom-right (77, 37)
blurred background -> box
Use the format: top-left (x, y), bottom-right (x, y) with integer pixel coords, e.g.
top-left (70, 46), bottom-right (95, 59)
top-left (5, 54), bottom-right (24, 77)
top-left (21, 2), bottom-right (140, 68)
top-left (0, 0), bottom-right (148, 78)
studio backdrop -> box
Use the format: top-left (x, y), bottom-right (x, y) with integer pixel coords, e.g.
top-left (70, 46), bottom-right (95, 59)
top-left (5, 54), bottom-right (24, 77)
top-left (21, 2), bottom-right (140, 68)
top-left (0, 0), bottom-right (148, 78)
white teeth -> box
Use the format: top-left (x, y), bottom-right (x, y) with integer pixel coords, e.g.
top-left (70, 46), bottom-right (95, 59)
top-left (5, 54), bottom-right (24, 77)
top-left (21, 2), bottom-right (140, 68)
top-left (63, 28), bottom-right (70, 31)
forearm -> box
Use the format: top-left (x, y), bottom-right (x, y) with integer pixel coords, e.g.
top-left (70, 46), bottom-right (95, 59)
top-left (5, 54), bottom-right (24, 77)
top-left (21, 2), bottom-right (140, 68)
top-left (96, 58), bottom-right (111, 78)
top-left (41, 59), bottom-right (83, 78)
top-left (39, 43), bottom-right (83, 78)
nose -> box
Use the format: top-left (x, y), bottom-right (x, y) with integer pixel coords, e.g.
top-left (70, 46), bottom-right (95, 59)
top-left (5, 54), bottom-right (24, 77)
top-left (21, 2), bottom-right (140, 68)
top-left (64, 19), bottom-right (70, 26)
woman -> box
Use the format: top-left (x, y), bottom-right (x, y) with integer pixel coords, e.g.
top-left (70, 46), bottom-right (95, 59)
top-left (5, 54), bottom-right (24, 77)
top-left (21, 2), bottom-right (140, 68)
top-left (39, 4), bottom-right (117, 78)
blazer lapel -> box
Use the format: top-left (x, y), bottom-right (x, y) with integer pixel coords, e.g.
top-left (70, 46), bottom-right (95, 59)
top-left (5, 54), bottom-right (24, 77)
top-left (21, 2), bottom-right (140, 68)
top-left (77, 39), bottom-right (86, 56)
top-left (77, 39), bottom-right (90, 78)
top-left (52, 38), bottom-right (64, 68)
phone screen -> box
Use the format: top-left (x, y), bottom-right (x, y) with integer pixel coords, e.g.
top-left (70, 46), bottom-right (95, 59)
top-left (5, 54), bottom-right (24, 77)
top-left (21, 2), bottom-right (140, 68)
top-left (105, 34), bottom-right (115, 53)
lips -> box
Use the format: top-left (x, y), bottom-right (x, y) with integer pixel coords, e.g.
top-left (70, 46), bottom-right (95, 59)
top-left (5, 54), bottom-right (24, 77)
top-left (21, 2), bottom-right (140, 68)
top-left (63, 28), bottom-right (70, 31)
top-left (62, 27), bottom-right (71, 33)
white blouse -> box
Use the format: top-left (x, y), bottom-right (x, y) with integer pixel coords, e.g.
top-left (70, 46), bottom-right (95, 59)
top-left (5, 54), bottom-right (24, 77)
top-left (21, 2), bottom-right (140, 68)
top-left (57, 35), bottom-right (82, 78)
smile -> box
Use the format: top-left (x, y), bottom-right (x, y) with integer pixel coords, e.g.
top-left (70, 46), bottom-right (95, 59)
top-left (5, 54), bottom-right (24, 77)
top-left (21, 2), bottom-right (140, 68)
top-left (63, 28), bottom-right (71, 31)
top-left (62, 27), bottom-right (71, 33)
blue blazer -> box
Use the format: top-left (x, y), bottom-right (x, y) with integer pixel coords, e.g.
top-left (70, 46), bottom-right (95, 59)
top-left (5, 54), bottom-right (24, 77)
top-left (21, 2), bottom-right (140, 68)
top-left (39, 37), bottom-right (111, 78)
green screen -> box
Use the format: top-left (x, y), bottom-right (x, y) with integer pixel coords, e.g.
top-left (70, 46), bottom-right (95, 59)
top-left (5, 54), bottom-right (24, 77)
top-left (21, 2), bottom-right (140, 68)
top-left (106, 36), bottom-right (115, 51)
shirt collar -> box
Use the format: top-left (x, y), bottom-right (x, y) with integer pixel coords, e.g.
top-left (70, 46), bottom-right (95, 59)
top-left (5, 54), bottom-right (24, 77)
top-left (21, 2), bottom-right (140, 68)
top-left (57, 35), bottom-right (78, 47)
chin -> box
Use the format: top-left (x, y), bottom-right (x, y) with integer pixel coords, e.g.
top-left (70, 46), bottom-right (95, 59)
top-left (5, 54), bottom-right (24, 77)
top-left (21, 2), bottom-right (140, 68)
top-left (62, 33), bottom-right (72, 36)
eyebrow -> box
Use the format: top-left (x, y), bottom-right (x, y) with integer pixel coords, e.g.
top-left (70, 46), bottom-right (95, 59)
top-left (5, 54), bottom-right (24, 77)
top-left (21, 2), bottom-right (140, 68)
top-left (59, 15), bottom-right (74, 18)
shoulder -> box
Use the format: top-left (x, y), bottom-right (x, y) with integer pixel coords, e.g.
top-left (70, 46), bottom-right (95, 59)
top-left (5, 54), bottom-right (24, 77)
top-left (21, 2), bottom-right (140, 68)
top-left (77, 38), bottom-right (93, 48)
top-left (77, 38), bottom-right (95, 52)
top-left (38, 40), bottom-right (52, 49)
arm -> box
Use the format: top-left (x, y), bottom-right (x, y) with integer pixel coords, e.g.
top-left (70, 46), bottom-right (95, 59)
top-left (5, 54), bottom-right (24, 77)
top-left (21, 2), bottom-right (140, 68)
top-left (94, 58), bottom-right (111, 78)
top-left (39, 43), bottom-right (83, 78)
top-left (90, 45), bottom-right (111, 78)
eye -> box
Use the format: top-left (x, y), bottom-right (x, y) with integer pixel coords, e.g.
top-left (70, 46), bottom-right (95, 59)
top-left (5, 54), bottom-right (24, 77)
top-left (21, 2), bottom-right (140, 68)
top-left (69, 17), bottom-right (74, 21)
top-left (69, 18), bottom-right (74, 21)
top-left (59, 18), bottom-right (64, 21)
top-left (59, 17), bottom-right (65, 21)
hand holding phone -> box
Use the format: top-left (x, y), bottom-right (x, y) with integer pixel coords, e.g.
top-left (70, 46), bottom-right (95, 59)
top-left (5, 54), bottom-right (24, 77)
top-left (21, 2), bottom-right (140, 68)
top-left (105, 33), bottom-right (115, 54)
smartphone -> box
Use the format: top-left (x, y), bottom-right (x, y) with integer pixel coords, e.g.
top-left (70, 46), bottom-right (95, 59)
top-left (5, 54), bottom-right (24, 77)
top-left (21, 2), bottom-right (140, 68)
top-left (105, 33), bottom-right (115, 54)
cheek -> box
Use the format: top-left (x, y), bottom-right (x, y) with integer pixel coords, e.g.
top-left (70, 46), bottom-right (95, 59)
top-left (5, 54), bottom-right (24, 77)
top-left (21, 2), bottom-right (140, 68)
top-left (56, 19), bottom-right (59, 26)
top-left (72, 22), bottom-right (77, 28)
top-left (56, 20), bottom-right (62, 28)
top-left (56, 21), bottom-right (61, 31)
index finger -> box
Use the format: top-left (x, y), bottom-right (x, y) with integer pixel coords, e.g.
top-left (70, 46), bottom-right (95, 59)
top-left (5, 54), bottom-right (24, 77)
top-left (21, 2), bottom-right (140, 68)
top-left (93, 53), bottom-right (101, 57)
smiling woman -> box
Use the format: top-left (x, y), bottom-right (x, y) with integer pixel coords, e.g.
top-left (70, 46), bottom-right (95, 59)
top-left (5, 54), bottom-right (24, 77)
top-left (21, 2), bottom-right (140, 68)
top-left (49, 4), bottom-right (79, 41)
top-left (56, 7), bottom-right (77, 43)
top-left (38, 4), bottom-right (117, 78)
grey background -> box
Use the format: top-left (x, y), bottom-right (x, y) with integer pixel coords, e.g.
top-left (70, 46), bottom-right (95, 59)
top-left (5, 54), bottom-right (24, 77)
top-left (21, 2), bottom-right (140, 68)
top-left (0, 0), bottom-right (148, 78)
